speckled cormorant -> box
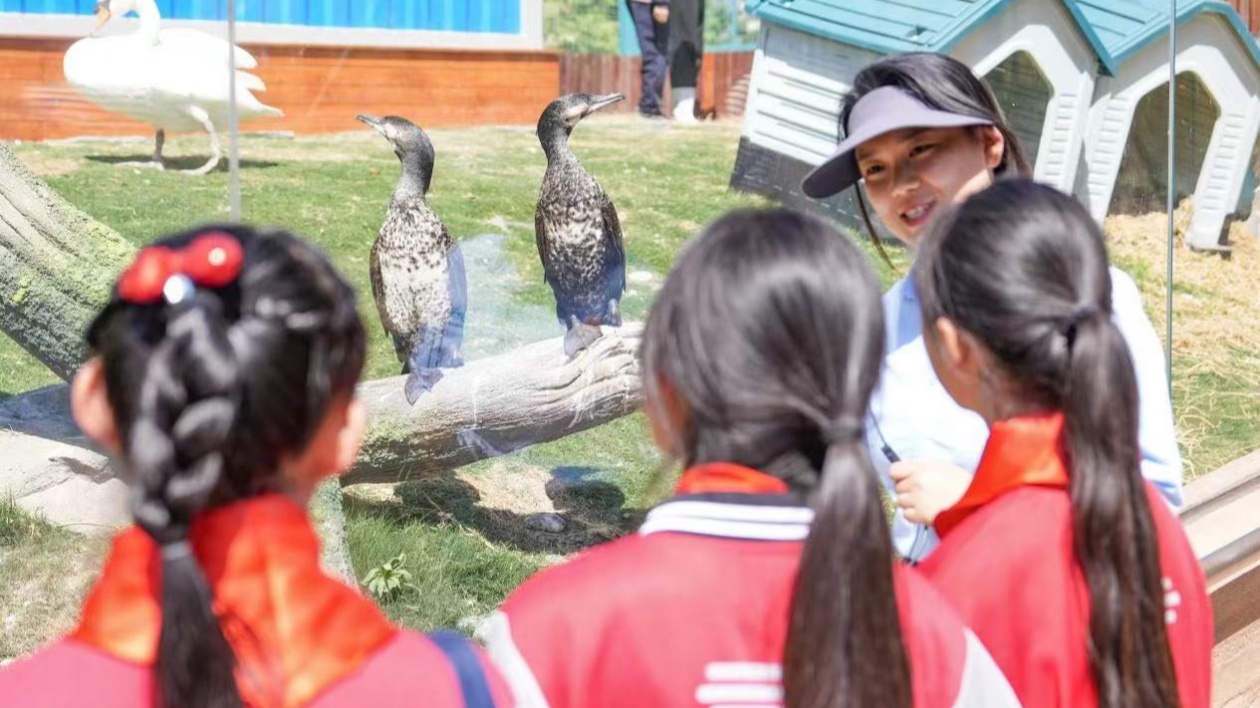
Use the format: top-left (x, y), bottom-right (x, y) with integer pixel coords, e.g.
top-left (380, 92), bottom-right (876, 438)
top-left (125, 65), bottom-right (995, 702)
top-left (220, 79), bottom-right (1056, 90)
top-left (534, 93), bottom-right (628, 358)
top-left (359, 114), bottom-right (467, 404)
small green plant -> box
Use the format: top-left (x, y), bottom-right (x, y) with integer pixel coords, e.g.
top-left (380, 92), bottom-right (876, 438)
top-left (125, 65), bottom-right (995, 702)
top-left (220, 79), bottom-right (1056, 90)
top-left (362, 552), bottom-right (416, 601)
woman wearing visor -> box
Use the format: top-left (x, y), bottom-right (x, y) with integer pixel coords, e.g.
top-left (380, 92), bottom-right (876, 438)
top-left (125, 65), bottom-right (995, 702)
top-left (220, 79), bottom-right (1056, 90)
top-left (799, 53), bottom-right (1182, 562)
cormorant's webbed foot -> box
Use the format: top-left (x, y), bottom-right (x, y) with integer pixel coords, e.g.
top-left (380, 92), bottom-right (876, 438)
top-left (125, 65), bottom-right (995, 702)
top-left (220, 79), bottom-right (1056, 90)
top-left (404, 368), bottom-right (444, 405)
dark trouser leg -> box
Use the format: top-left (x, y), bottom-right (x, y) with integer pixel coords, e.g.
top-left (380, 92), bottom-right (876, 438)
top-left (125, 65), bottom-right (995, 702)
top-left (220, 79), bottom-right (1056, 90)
top-left (628, 1), bottom-right (668, 116)
top-left (668, 0), bottom-right (702, 88)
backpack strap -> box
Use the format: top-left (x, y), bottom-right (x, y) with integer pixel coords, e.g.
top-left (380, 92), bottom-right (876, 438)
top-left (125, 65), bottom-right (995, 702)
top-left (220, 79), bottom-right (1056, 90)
top-left (428, 630), bottom-right (496, 708)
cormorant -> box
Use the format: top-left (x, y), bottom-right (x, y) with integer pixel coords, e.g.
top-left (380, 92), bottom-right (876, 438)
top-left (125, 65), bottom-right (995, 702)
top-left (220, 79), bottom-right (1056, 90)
top-left (534, 93), bottom-right (628, 358)
top-left (359, 114), bottom-right (467, 404)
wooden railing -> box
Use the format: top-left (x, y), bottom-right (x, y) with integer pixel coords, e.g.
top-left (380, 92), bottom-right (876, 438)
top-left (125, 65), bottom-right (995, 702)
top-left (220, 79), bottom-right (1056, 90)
top-left (1182, 450), bottom-right (1260, 703)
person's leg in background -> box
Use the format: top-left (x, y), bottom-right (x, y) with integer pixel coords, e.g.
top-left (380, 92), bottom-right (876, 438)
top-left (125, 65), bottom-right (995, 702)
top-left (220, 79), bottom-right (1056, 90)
top-left (668, 0), bottom-right (703, 124)
top-left (627, 0), bottom-right (669, 118)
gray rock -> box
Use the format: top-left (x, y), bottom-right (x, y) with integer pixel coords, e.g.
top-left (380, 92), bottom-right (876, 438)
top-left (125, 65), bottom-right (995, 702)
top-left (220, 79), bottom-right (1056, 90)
top-left (524, 512), bottom-right (567, 533)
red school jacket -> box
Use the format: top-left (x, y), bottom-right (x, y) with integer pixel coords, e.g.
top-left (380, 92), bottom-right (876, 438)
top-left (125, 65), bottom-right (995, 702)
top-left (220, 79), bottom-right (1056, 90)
top-left (920, 414), bottom-right (1213, 708)
top-left (485, 463), bottom-right (1021, 708)
top-left (0, 495), bottom-right (510, 708)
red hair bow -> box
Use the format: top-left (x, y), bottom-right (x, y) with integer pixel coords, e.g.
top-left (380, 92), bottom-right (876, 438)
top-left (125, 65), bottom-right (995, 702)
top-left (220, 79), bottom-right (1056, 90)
top-left (117, 233), bottom-right (244, 305)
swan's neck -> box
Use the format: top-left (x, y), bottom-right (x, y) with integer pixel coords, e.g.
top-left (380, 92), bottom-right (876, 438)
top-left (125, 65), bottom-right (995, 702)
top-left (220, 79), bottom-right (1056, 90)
top-left (132, 0), bottom-right (161, 43)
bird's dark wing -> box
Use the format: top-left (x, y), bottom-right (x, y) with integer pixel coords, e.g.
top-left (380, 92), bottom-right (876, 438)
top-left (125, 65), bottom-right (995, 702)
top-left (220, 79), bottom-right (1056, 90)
top-left (600, 193), bottom-right (626, 297)
top-left (534, 205), bottom-right (551, 284)
top-left (368, 239), bottom-right (389, 335)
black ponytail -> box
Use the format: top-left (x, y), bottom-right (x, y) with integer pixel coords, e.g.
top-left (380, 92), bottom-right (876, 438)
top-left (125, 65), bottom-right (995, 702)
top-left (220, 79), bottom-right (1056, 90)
top-left (840, 52), bottom-right (1033, 261)
top-left (1063, 313), bottom-right (1181, 707)
top-left (87, 225), bottom-right (367, 708)
top-left (786, 437), bottom-right (910, 708)
top-left (640, 208), bottom-right (910, 708)
top-left (916, 180), bottom-right (1180, 708)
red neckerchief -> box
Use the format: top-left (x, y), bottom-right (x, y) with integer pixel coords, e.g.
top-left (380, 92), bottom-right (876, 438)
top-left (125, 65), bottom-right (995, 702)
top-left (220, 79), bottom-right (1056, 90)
top-left (675, 462), bottom-right (790, 495)
top-left (934, 413), bottom-right (1071, 538)
top-left (72, 494), bottom-right (396, 708)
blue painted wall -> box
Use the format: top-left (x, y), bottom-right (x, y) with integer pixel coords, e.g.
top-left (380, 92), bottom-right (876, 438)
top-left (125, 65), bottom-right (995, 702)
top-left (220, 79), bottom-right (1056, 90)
top-left (0, 0), bottom-right (521, 33)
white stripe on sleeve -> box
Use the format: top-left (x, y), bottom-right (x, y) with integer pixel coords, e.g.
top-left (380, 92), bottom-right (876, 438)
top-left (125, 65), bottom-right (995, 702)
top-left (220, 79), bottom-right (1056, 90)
top-left (483, 610), bottom-right (552, 708)
top-left (952, 629), bottom-right (1023, 708)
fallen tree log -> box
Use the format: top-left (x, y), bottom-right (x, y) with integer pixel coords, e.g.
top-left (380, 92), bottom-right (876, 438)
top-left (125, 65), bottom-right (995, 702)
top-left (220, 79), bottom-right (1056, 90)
top-left (0, 143), bottom-right (134, 380)
top-left (346, 323), bottom-right (643, 485)
top-left (0, 321), bottom-right (644, 523)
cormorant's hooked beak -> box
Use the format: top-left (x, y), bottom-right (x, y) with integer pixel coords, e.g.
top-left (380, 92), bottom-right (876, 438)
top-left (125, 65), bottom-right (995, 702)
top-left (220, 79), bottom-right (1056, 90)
top-left (356, 114), bottom-right (390, 140)
top-left (584, 93), bottom-right (626, 117)
top-left (92, 2), bottom-right (112, 35)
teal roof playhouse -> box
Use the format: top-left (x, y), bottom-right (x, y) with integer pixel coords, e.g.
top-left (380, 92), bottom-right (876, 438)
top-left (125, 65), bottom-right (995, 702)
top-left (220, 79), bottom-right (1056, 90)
top-left (730, 0), bottom-right (1260, 250)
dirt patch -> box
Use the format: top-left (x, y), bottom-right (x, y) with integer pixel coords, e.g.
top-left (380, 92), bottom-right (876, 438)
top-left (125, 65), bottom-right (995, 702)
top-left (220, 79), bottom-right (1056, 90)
top-left (457, 463), bottom-right (556, 515)
top-left (342, 461), bottom-right (642, 555)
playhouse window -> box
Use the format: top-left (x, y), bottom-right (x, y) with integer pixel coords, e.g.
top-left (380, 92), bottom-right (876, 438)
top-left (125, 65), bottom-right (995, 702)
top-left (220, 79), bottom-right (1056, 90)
top-left (1111, 72), bottom-right (1220, 216)
top-left (982, 51), bottom-right (1053, 170)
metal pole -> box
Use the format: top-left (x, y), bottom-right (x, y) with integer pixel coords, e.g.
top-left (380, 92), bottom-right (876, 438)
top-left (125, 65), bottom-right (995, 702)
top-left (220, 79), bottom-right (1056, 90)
top-left (1165, 0), bottom-right (1176, 395)
top-left (227, 0), bottom-right (242, 221)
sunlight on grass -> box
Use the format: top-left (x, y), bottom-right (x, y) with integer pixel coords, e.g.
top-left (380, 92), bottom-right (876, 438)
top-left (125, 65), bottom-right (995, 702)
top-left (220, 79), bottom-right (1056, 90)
top-left (0, 499), bottom-right (107, 659)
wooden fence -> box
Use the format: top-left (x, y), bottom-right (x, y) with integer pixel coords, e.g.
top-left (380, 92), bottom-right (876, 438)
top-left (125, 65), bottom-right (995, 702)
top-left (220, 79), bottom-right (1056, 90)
top-left (1227, 0), bottom-right (1260, 34)
top-left (559, 50), bottom-right (754, 119)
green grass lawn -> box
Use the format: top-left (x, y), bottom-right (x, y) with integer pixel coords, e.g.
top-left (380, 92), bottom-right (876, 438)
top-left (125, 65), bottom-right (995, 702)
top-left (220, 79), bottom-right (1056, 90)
top-left (1, 118), bottom-right (1256, 650)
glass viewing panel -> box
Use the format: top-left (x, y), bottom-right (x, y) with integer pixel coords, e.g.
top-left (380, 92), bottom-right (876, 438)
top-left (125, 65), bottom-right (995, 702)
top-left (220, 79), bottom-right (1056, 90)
top-left (3, 0), bottom-right (1256, 660)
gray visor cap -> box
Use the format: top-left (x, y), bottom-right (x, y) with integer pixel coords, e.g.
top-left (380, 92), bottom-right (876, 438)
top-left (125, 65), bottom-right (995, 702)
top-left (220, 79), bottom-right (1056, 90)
top-left (800, 86), bottom-right (994, 199)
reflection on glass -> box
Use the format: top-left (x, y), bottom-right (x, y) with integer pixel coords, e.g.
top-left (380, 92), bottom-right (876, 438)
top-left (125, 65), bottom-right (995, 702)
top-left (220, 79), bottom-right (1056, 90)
top-left (2, 0), bottom-right (1258, 671)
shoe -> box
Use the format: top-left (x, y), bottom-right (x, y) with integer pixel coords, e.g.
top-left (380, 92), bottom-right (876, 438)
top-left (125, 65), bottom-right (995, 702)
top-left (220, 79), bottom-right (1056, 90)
top-left (672, 87), bottom-right (699, 125)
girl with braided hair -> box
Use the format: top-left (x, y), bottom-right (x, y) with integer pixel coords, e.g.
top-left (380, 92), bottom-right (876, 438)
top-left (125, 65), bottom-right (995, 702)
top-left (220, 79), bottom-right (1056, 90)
top-left (0, 225), bottom-right (507, 708)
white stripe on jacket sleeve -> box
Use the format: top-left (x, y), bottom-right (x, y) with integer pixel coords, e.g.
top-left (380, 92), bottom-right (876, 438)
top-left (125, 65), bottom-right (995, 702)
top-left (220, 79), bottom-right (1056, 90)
top-left (953, 630), bottom-right (1023, 708)
top-left (483, 610), bottom-right (552, 708)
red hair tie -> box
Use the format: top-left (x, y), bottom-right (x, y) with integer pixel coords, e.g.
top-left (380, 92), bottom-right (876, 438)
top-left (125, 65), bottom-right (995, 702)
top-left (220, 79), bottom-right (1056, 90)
top-left (117, 232), bottom-right (244, 305)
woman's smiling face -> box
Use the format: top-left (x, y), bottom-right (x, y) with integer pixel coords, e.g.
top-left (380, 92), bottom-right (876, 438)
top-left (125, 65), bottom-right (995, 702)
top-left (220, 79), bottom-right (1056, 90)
top-left (855, 125), bottom-right (1005, 246)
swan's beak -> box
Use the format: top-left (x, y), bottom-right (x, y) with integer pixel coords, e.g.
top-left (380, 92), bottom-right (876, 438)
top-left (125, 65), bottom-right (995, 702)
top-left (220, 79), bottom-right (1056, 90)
top-left (92, 4), bottom-right (112, 34)
top-left (356, 114), bottom-right (389, 139)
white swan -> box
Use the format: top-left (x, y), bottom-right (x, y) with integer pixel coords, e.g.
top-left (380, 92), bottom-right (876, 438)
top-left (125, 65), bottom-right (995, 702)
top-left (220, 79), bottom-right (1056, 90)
top-left (63, 0), bottom-right (283, 174)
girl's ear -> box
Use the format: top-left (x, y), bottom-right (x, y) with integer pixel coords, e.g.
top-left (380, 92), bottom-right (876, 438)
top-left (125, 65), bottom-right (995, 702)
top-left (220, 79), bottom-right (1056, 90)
top-left (71, 357), bottom-right (122, 453)
top-left (980, 126), bottom-right (1006, 171)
